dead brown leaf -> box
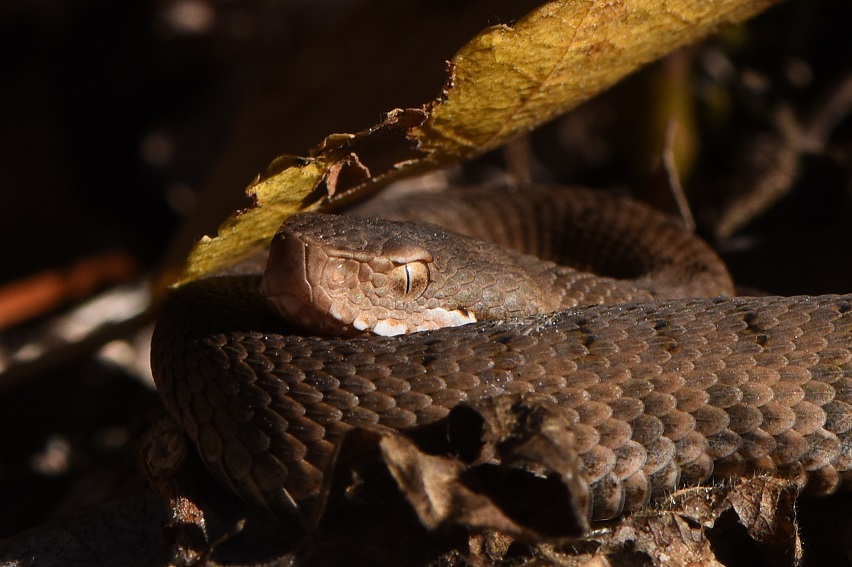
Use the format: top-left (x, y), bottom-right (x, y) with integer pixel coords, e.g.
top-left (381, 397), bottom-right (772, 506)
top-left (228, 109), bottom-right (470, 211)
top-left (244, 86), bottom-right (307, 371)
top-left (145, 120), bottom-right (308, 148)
top-left (724, 477), bottom-right (802, 566)
top-left (578, 477), bottom-right (802, 567)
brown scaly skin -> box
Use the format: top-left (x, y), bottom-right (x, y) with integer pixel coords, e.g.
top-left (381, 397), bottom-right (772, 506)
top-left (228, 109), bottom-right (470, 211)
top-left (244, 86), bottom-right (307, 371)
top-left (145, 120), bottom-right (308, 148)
top-left (151, 187), bottom-right (852, 523)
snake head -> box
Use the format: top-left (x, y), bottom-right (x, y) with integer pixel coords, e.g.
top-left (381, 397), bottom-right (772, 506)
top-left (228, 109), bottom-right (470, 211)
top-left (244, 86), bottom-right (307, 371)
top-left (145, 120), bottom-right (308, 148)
top-left (261, 213), bottom-right (480, 336)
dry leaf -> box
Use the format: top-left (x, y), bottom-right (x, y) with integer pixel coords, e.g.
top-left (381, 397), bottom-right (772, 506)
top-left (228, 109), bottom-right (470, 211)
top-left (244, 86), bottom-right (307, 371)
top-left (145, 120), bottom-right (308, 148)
top-left (311, 399), bottom-right (589, 543)
top-left (169, 0), bottom-right (778, 288)
top-left (724, 477), bottom-right (802, 566)
top-left (580, 477), bottom-right (802, 567)
top-left (609, 512), bottom-right (723, 567)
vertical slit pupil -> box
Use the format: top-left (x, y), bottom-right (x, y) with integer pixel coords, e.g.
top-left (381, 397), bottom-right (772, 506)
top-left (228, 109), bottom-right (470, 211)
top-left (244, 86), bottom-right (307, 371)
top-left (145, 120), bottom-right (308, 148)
top-left (404, 264), bottom-right (412, 294)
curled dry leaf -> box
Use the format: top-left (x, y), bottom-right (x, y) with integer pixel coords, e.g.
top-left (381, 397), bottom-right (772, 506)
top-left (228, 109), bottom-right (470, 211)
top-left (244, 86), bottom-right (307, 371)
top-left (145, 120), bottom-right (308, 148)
top-left (609, 512), bottom-right (724, 567)
top-left (309, 396), bottom-right (589, 553)
top-left (586, 477), bottom-right (802, 567)
top-left (169, 0), bottom-right (778, 288)
top-left (724, 477), bottom-right (802, 566)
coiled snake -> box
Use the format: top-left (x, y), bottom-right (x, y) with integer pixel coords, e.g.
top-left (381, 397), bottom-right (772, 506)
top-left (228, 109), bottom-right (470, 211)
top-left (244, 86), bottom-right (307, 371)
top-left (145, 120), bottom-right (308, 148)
top-left (151, 186), bottom-right (852, 524)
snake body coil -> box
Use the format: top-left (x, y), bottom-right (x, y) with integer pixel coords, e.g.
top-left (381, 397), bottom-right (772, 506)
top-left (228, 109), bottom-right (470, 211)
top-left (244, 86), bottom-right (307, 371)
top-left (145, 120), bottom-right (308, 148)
top-left (151, 187), bottom-right (852, 522)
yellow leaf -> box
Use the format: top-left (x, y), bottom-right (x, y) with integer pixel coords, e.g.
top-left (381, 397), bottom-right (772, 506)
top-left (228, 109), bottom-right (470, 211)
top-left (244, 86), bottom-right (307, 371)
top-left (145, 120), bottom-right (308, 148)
top-left (172, 157), bottom-right (330, 286)
top-left (169, 108), bottom-right (427, 287)
top-left (170, 0), bottom-right (777, 288)
top-left (415, 0), bottom-right (777, 158)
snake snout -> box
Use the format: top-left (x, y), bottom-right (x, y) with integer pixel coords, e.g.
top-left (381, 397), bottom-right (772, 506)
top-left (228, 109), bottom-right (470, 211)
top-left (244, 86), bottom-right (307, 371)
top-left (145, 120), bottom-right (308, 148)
top-left (262, 230), bottom-right (331, 326)
top-left (263, 228), bottom-right (368, 335)
top-left (263, 229), bottom-right (307, 299)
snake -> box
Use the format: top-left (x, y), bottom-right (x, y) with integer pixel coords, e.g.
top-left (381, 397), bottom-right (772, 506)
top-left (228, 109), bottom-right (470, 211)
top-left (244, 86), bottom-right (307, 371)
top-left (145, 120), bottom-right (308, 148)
top-left (151, 185), bottom-right (852, 525)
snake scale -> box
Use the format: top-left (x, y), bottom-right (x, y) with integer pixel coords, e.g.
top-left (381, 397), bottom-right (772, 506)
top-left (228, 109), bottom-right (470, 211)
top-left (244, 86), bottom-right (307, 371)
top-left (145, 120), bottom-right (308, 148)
top-left (151, 186), bottom-right (852, 524)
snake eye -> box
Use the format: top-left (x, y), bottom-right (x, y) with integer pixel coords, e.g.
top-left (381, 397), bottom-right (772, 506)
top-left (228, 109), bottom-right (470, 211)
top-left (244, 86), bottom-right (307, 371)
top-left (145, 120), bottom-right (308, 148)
top-left (390, 261), bottom-right (428, 299)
